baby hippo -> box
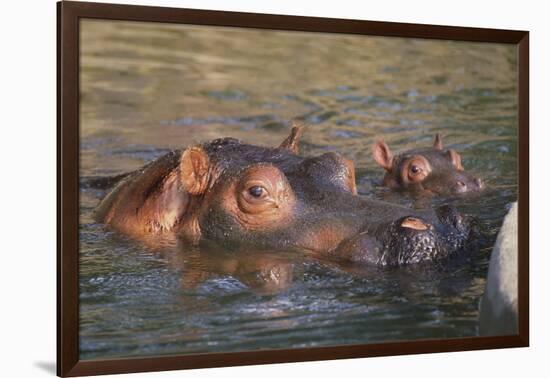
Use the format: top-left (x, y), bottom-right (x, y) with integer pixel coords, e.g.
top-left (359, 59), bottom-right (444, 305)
top-left (372, 134), bottom-right (484, 195)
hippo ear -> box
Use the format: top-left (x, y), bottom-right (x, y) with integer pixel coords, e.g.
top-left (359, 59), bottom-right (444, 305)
top-left (447, 149), bottom-right (464, 171)
top-left (433, 134), bottom-right (444, 150)
top-left (372, 141), bottom-right (393, 171)
top-left (180, 147), bottom-right (211, 195)
top-left (279, 120), bottom-right (305, 154)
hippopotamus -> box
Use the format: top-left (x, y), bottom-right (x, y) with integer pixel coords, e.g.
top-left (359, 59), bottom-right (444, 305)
top-left (372, 134), bottom-right (484, 195)
top-left (94, 124), bottom-right (475, 267)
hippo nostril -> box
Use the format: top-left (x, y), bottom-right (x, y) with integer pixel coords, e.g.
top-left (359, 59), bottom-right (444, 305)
top-left (455, 180), bottom-right (468, 193)
top-left (436, 205), bottom-right (470, 233)
top-left (475, 177), bottom-right (484, 189)
top-left (400, 217), bottom-right (429, 231)
top-left (436, 205), bottom-right (459, 224)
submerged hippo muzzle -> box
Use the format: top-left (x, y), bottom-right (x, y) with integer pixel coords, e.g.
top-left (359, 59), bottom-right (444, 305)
top-left (332, 205), bottom-right (474, 267)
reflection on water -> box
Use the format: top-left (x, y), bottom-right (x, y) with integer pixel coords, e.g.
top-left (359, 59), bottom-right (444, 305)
top-left (79, 19), bottom-right (517, 359)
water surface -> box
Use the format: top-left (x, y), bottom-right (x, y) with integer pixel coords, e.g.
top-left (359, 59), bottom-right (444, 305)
top-left (79, 19), bottom-right (518, 359)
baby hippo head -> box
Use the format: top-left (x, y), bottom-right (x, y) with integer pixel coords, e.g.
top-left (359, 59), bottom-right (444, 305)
top-left (372, 134), bottom-right (484, 195)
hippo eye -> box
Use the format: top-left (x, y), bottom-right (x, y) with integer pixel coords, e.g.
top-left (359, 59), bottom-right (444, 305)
top-left (248, 186), bottom-right (266, 198)
top-left (410, 165), bottom-right (422, 175)
top-left (404, 157), bottom-right (430, 183)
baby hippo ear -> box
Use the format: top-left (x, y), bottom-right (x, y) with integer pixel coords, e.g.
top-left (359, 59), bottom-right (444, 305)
top-left (180, 147), bottom-right (211, 195)
top-left (447, 149), bottom-right (464, 171)
top-left (372, 140), bottom-right (394, 171)
top-left (433, 134), bottom-right (444, 150)
top-left (279, 120), bottom-right (305, 154)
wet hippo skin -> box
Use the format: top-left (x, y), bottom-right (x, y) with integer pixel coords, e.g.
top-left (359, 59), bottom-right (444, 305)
top-left (372, 134), bottom-right (484, 196)
top-left (95, 123), bottom-right (475, 267)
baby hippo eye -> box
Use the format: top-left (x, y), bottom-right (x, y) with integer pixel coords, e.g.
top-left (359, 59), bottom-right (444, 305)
top-left (410, 165), bottom-right (422, 174)
top-left (403, 156), bottom-right (430, 184)
top-left (248, 185), bottom-right (266, 198)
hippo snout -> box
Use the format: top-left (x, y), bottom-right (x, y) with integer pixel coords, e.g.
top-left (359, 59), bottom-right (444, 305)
top-left (379, 215), bottom-right (444, 266)
top-left (454, 175), bottom-right (484, 194)
top-left (332, 205), bottom-right (473, 267)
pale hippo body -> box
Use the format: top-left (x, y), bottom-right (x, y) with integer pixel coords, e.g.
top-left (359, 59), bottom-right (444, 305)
top-left (479, 202), bottom-right (518, 336)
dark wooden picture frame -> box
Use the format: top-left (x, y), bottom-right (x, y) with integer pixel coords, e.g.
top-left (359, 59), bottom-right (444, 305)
top-left (57, 1), bottom-right (529, 376)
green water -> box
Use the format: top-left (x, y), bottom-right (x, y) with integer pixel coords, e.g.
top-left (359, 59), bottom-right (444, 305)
top-left (79, 19), bottom-right (518, 360)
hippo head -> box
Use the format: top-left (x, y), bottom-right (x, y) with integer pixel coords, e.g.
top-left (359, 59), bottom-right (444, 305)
top-left (175, 125), bottom-right (474, 266)
top-left (372, 134), bottom-right (484, 195)
top-left (177, 124), bottom-right (357, 248)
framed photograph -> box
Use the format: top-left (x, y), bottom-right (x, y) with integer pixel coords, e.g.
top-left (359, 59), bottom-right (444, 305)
top-left (57, 1), bottom-right (529, 376)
